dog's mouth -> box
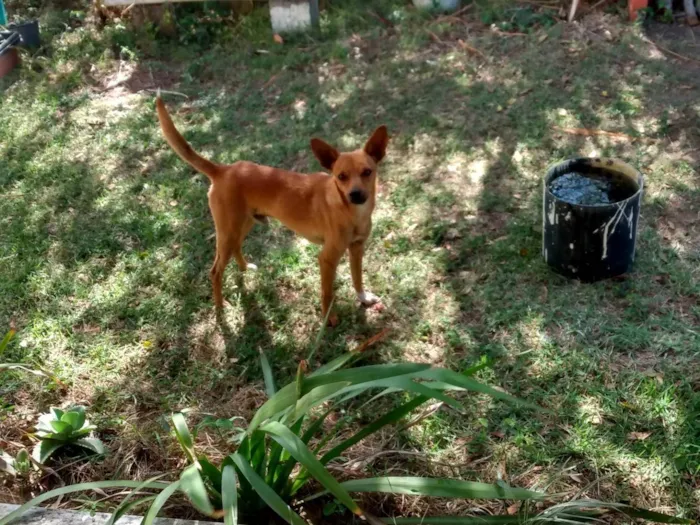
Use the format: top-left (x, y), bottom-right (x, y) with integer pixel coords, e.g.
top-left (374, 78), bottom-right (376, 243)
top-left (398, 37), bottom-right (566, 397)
top-left (349, 191), bottom-right (368, 205)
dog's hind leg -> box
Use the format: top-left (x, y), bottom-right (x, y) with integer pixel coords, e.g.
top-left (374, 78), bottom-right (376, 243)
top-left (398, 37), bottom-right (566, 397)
top-left (209, 197), bottom-right (255, 308)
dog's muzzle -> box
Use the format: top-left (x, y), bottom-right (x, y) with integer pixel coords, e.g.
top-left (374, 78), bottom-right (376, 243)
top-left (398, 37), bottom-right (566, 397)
top-left (349, 189), bottom-right (367, 205)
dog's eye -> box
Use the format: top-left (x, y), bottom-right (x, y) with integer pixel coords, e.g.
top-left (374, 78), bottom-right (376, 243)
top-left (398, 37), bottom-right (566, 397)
top-left (361, 169), bottom-right (373, 178)
top-left (337, 172), bottom-right (348, 182)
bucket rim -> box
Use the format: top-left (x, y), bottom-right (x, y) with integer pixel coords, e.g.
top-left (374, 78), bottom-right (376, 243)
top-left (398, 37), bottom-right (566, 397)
top-left (543, 157), bottom-right (644, 209)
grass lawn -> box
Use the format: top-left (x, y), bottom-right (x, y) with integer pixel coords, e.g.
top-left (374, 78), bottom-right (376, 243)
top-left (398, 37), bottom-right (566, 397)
top-left (1, 0), bottom-right (699, 520)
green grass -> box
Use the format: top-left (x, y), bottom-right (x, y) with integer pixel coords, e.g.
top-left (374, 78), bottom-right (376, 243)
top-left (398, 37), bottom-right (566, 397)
top-left (1, 0), bottom-right (699, 520)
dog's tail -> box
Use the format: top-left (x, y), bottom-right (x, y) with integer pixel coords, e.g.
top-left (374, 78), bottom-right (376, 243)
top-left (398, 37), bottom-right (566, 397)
top-left (156, 95), bottom-right (223, 179)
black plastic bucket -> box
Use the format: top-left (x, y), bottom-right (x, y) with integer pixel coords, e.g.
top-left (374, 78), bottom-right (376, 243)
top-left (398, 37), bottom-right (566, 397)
top-left (8, 20), bottom-right (40, 48)
top-left (542, 157), bottom-right (643, 281)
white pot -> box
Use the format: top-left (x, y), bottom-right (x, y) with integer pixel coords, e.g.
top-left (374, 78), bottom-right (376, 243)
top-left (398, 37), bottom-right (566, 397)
top-left (412, 0), bottom-right (461, 11)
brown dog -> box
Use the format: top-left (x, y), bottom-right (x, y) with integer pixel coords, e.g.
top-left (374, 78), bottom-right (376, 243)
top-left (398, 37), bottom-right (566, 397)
top-left (156, 97), bottom-right (389, 325)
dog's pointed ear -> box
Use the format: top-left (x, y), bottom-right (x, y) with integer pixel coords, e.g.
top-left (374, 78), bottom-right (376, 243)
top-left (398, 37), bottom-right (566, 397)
top-left (364, 125), bottom-right (389, 163)
top-left (311, 138), bottom-right (339, 170)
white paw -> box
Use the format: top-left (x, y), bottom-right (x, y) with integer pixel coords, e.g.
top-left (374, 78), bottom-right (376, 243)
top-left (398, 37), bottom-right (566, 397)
top-left (357, 291), bottom-right (380, 306)
top-left (246, 263), bottom-right (258, 271)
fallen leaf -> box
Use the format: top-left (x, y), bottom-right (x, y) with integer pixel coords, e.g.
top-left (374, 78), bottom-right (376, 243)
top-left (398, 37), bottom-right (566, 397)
top-left (273, 34), bottom-right (284, 44)
top-left (519, 247), bottom-right (529, 257)
top-left (628, 431), bottom-right (651, 441)
top-left (507, 503), bottom-right (521, 515)
top-left (170, 200), bottom-right (178, 207)
top-left (496, 105), bottom-right (504, 112)
top-left (538, 33), bottom-right (548, 43)
top-left (491, 431), bottom-right (505, 439)
top-left (568, 472), bottom-right (583, 483)
top-left (601, 90), bottom-right (609, 97)
top-left (142, 340), bottom-right (153, 349)
top-left (507, 97), bottom-right (517, 106)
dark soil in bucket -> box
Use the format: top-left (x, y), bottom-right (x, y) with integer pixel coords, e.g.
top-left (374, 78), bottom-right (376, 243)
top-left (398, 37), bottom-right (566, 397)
top-left (548, 169), bottom-right (637, 206)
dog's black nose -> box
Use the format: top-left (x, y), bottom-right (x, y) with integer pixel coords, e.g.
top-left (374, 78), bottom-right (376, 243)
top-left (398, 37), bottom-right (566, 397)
top-left (349, 189), bottom-right (367, 205)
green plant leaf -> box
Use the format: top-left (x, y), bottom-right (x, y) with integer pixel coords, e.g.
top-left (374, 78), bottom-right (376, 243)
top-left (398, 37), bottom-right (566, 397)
top-left (50, 408), bottom-right (64, 421)
top-left (309, 477), bottom-right (545, 501)
top-left (180, 464), bottom-right (215, 516)
top-left (108, 496), bottom-right (157, 525)
top-left (250, 363), bottom-right (431, 432)
top-left (259, 349), bottom-right (276, 398)
top-left (310, 350), bottom-right (358, 377)
top-left (32, 440), bottom-right (64, 464)
top-left (61, 408), bottom-right (86, 430)
top-left (319, 395), bottom-right (429, 466)
top-left (74, 438), bottom-right (106, 456)
top-left (221, 463), bottom-right (238, 525)
top-left (231, 452), bottom-right (307, 525)
top-left (199, 457), bottom-right (223, 498)
top-left (106, 474), bottom-right (168, 525)
top-left (0, 330), bottom-right (15, 355)
top-left (49, 420), bottom-right (73, 436)
top-left (261, 422), bottom-right (366, 520)
top-left (415, 368), bottom-right (541, 410)
top-left (284, 381), bottom-right (351, 425)
top-left (0, 480), bottom-right (170, 525)
top-left (172, 413), bottom-right (197, 464)
top-left (141, 480), bottom-right (181, 525)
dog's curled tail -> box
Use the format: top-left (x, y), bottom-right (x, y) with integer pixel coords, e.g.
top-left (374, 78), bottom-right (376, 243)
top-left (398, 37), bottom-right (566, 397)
top-left (156, 95), bottom-right (222, 179)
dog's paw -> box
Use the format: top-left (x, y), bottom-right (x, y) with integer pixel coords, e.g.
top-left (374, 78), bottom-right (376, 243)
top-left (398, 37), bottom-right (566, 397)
top-left (246, 262), bottom-right (258, 271)
top-left (357, 291), bottom-right (380, 306)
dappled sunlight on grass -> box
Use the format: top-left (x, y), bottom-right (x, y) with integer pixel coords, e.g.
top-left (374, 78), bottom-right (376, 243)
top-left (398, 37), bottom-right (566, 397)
top-left (1, 0), bottom-right (699, 518)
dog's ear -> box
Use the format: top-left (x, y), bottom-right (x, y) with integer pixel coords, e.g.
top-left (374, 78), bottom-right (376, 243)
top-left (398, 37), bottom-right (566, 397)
top-left (364, 125), bottom-right (389, 163)
top-left (311, 138), bottom-right (339, 170)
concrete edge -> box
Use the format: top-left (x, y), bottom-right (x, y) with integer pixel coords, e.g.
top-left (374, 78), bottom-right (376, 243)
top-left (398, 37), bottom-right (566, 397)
top-left (0, 503), bottom-right (218, 525)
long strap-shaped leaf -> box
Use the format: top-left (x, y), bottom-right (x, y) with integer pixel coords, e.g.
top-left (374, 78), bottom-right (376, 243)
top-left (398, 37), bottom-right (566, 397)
top-left (283, 381), bottom-right (351, 426)
top-left (261, 422), bottom-right (366, 520)
top-left (141, 480), bottom-right (181, 525)
top-left (249, 364), bottom-right (431, 432)
top-left (307, 477), bottom-right (545, 502)
top-left (231, 452), bottom-right (307, 525)
top-left (0, 480), bottom-right (171, 525)
top-left (320, 395), bottom-right (428, 466)
top-left (180, 464), bottom-right (215, 516)
top-left (415, 368), bottom-right (541, 410)
top-left (259, 349), bottom-right (276, 398)
top-left (222, 463), bottom-right (238, 525)
top-left (172, 413), bottom-right (197, 464)
top-left (107, 474), bottom-right (168, 525)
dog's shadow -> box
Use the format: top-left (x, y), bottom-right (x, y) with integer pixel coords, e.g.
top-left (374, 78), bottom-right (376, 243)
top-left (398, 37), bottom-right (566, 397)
top-left (215, 271), bottom-right (374, 381)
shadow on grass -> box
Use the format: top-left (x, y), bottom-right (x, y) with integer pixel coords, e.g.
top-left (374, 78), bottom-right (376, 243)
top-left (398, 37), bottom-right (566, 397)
top-left (2, 1), bottom-right (700, 518)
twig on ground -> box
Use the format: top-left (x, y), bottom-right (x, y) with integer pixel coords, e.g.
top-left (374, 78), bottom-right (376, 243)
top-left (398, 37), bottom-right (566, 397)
top-left (354, 328), bottom-right (390, 354)
top-left (146, 88), bottom-right (188, 98)
top-left (262, 74), bottom-right (279, 90)
top-left (427, 30), bottom-right (443, 44)
top-left (568, 0), bottom-right (581, 22)
top-left (646, 37), bottom-right (700, 63)
top-left (458, 39), bottom-right (486, 58)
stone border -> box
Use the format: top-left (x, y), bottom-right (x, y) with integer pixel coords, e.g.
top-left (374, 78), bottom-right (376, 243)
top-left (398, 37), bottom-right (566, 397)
top-left (0, 504), bottom-right (217, 525)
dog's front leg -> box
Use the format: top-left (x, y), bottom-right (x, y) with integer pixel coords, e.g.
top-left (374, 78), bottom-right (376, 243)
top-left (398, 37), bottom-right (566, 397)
top-left (349, 241), bottom-right (380, 306)
top-left (319, 244), bottom-right (344, 327)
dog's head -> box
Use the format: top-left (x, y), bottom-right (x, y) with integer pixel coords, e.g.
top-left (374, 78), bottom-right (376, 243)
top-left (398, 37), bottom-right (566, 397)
top-left (311, 126), bottom-right (389, 206)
